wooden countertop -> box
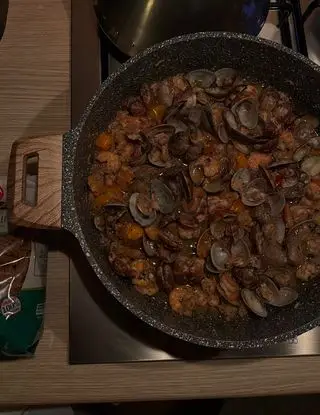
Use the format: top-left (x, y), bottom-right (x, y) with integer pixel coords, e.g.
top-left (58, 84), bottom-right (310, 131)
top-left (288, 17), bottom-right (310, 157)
top-left (1, 0), bottom-right (320, 407)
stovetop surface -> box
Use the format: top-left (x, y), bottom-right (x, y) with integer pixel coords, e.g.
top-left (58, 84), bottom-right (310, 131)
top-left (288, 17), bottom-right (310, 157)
top-left (70, 0), bottom-right (320, 364)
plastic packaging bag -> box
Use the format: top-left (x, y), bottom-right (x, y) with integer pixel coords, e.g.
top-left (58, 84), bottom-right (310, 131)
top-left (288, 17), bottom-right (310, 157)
top-left (0, 175), bottom-right (48, 358)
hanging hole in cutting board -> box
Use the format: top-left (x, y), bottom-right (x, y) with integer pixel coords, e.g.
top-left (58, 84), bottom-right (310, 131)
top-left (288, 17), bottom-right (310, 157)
top-left (23, 154), bottom-right (39, 206)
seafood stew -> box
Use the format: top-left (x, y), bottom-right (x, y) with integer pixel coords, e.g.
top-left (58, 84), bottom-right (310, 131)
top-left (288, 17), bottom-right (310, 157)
top-left (87, 66), bottom-right (320, 321)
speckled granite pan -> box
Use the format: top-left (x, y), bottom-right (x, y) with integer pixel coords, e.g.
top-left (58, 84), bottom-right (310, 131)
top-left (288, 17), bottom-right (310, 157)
top-left (62, 32), bottom-right (320, 349)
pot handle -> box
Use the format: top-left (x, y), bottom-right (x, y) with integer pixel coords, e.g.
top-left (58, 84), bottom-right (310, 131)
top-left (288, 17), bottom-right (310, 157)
top-left (7, 134), bottom-right (63, 229)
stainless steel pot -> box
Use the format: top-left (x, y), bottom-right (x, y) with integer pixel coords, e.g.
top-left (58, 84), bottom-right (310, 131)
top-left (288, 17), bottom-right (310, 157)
top-left (95, 0), bottom-right (270, 56)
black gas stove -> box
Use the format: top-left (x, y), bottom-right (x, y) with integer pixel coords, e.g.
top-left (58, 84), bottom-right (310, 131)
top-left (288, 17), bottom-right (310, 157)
top-left (70, 0), bottom-right (320, 364)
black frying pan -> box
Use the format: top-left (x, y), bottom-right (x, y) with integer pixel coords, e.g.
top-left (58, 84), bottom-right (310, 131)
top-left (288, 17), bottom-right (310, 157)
top-left (8, 33), bottom-right (320, 349)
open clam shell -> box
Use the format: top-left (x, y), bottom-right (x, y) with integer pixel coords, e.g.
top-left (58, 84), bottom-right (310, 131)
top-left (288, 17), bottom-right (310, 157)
top-left (189, 162), bottom-right (204, 186)
top-left (215, 67), bottom-right (238, 88)
top-left (232, 98), bottom-right (259, 130)
top-left (179, 170), bottom-right (192, 202)
top-left (206, 86), bottom-right (231, 98)
top-left (256, 277), bottom-right (298, 308)
top-left (186, 69), bottom-right (216, 89)
top-left (144, 124), bottom-right (175, 141)
top-left (197, 228), bottom-right (213, 259)
top-left (251, 223), bottom-right (264, 255)
top-left (104, 203), bottom-right (127, 225)
top-left (267, 160), bottom-right (297, 169)
top-left (262, 218), bottom-right (286, 245)
top-left (94, 214), bottom-right (105, 233)
top-left (241, 178), bottom-right (267, 206)
top-left (259, 165), bottom-right (275, 190)
top-left (216, 123), bottom-right (230, 144)
top-left (294, 119), bottom-right (317, 143)
top-left (300, 113), bottom-right (320, 129)
top-left (274, 287), bottom-right (299, 307)
top-left (231, 240), bottom-right (250, 268)
top-left (129, 193), bottom-right (156, 227)
top-left (231, 168), bottom-right (251, 193)
top-left (267, 192), bottom-right (286, 217)
top-left (241, 288), bottom-right (267, 318)
top-left (210, 220), bottom-right (227, 240)
top-left (293, 143), bottom-right (310, 162)
top-left (210, 242), bottom-right (231, 271)
top-left (203, 178), bottom-right (222, 194)
top-left (205, 256), bottom-right (220, 274)
top-left (301, 156), bottom-right (320, 177)
top-left (143, 235), bottom-right (158, 257)
top-left (224, 109), bottom-right (268, 144)
top-left (256, 277), bottom-right (279, 305)
top-left (259, 88), bottom-right (279, 112)
top-left (151, 179), bottom-right (176, 214)
top-left (232, 140), bottom-right (250, 154)
top-left (168, 132), bottom-right (190, 157)
top-left (308, 135), bottom-right (320, 149)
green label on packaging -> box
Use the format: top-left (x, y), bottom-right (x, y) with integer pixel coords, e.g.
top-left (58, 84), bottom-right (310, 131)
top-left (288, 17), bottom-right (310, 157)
top-left (0, 288), bottom-right (45, 357)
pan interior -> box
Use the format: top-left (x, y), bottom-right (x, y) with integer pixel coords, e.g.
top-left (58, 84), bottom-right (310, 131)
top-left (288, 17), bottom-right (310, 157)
top-left (69, 34), bottom-right (320, 348)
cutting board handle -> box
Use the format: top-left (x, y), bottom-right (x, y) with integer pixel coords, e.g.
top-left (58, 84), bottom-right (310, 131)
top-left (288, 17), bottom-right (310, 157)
top-left (7, 134), bottom-right (63, 229)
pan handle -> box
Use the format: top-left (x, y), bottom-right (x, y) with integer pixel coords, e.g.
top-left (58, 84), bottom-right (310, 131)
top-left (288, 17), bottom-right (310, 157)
top-left (7, 134), bottom-right (63, 229)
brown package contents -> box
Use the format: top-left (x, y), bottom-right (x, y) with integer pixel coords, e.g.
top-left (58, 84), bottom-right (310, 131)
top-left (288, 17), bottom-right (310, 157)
top-left (0, 236), bottom-right (31, 300)
top-left (0, 174), bottom-right (48, 358)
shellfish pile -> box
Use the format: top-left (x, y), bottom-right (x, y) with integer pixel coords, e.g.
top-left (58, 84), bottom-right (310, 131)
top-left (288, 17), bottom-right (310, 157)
top-left (88, 67), bottom-right (320, 320)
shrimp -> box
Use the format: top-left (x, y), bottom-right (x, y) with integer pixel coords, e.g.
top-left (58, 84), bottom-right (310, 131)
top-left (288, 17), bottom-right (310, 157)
top-left (116, 222), bottom-right (144, 242)
top-left (247, 152), bottom-right (272, 169)
top-left (116, 166), bottom-right (135, 190)
top-left (126, 96), bottom-right (147, 116)
top-left (296, 263), bottom-right (320, 281)
top-left (95, 132), bottom-right (113, 151)
top-left (111, 256), bottom-right (132, 276)
top-left (133, 278), bottom-right (159, 296)
top-left (201, 278), bottom-right (220, 307)
top-left (237, 210), bottom-right (254, 229)
top-left (196, 155), bottom-right (221, 178)
top-left (171, 74), bottom-right (189, 96)
top-left (169, 285), bottom-right (203, 317)
top-left (290, 205), bottom-right (314, 225)
top-left (218, 303), bottom-right (239, 321)
top-left (116, 110), bottom-right (153, 134)
top-left (278, 130), bottom-right (296, 151)
top-left (217, 272), bottom-right (240, 305)
top-left (119, 142), bottom-right (134, 163)
top-left (88, 170), bottom-right (105, 196)
top-left (305, 180), bottom-right (320, 201)
top-left (96, 151), bottom-right (121, 174)
top-left (178, 225), bottom-right (201, 240)
top-left (130, 260), bottom-right (159, 296)
top-left (207, 192), bottom-right (238, 215)
top-left (182, 187), bottom-right (206, 214)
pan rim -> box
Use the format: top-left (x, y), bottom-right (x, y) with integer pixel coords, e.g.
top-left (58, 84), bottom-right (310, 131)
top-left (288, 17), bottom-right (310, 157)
top-left (64, 32), bottom-right (320, 349)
